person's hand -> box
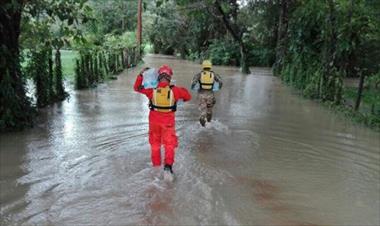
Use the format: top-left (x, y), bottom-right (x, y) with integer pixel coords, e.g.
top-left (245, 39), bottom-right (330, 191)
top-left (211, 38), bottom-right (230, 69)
top-left (139, 67), bottom-right (150, 75)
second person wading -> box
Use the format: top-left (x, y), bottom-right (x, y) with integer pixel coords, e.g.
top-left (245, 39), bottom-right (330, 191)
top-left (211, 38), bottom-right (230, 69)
top-left (134, 64), bottom-right (191, 181)
top-left (191, 60), bottom-right (223, 127)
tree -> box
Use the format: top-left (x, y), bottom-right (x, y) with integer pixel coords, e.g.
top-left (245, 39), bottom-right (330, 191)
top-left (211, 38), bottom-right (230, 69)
top-left (89, 0), bottom-right (138, 35)
top-left (274, 0), bottom-right (292, 75)
top-left (213, 0), bottom-right (250, 74)
top-left (0, 1), bottom-right (34, 131)
top-left (21, 0), bottom-right (91, 105)
top-left (148, 1), bottom-right (183, 55)
top-left (321, 0), bottom-right (341, 103)
top-left (150, 0), bottom-right (251, 71)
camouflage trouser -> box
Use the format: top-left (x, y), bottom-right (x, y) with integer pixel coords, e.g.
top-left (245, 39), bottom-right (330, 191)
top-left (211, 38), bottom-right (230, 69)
top-left (198, 92), bottom-right (216, 121)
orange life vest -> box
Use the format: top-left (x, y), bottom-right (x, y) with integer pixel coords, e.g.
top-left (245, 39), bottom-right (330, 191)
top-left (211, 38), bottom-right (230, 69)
top-left (149, 86), bottom-right (177, 112)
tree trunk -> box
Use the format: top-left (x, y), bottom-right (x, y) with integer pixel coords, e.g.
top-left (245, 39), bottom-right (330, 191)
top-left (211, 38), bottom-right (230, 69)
top-left (34, 49), bottom-right (49, 108)
top-left (104, 51), bottom-right (109, 75)
top-left (124, 48), bottom-right (130, 68)
top-left (88, 51), bottom-right (96, 82)
top-left (55, 48), bottom-right (65, 99)
top-left (240, 43), bottom-right (250, 74)
top-left (94, 51), bottom-right (99, 83)
top-left (344, 0), bottom-right (357, 78)
top-left (121, 49), bottom-right (125, 68)
top-left (109, 53), bottom-right (114, 73)
top-left (371, 104), bottom-right (375, 115)
top-left (87, 53), bottom-right (93, 84)
top-left (114, 53), bottom-right (118, 72)
top-left (80, 53), bottom-right (88, 87)
top-left (354, 72), bottom-right (365, 111)
top-left (180, 46), bottom-right (188, 60)
top-left (0, 1), bottom-right (34, 130)
top-left (75, 58), bottom-right (82, 89)
top-left (48, 48), bottom-right (54, 100)
top-left (269, 0), bottom-right (279, 65)
top-left (214, 0), bottom-right (250, 74)
top-left (274, 0), bottom-right (290, 74)
top-left (322, 0), bottom-right (340, 103)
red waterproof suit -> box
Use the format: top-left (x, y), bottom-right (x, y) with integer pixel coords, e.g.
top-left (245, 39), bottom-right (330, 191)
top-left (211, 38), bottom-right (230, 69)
top-left (134, 74), bottom-right (191, 166)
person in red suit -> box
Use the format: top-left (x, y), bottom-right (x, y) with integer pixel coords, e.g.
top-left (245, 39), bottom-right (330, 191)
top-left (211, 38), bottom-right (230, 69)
top-left (134, 65), bottom-right (191, 180)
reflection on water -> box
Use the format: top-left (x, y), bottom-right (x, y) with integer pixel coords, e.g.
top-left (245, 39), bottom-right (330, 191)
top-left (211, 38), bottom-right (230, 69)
top-left (1, 54), bottom-right (379, 225)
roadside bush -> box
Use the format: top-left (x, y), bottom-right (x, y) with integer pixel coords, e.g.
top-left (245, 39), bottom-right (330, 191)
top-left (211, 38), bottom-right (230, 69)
top-left (208, 39), bottom-right (239, 66)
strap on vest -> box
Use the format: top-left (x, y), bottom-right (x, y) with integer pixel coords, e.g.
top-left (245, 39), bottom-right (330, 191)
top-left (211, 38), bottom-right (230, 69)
top-left (149, 85), bottom-right (177, 111)
top-left (149, 103), bottom-right (177, 111)
top-left (199, 83), bottom-right (214, 90)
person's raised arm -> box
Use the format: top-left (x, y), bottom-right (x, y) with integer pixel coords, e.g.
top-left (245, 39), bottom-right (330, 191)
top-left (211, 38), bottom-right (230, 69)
top-left (133, 68), bottom-right (153, 97)
top-left (175, 87), bottom-right (192, 102)
top-left (133, 74), bottom-right (144, 92)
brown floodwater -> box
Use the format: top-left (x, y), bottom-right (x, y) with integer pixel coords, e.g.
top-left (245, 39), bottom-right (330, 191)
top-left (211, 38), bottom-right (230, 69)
top-left (1, 54), bottom-right (379, 225)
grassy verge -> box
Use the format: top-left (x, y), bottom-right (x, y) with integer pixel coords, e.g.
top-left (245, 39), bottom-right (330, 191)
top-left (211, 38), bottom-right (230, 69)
top-left (60, 50), bottom-right (78, 80)
top-left (143, 43), bottom-right (154, 54)
top-left (327, 103), bottom-right (380, 131)
top-left (22, 49), bottom-right (78, 81)
top-left (343, 87), bottom-right (380, 114)
top-left (337, 87), bottom-right (380, 130)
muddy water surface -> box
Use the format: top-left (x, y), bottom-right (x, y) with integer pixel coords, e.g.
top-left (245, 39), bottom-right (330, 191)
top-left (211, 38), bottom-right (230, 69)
top-left (1, 54), bottom-right (379, 225)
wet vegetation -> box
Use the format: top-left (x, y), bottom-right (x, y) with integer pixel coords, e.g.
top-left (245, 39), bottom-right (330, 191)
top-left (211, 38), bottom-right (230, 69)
top-left (1, 0), bottom-right (140, 131)
top-left (1, 0), bottom-right (379, 131)
top-left (147, 0), bottom-right (380, 130)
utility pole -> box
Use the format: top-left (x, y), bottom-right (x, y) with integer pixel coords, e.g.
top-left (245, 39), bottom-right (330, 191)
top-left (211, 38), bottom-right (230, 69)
top-left (137, 0), bottom-right (142, 58)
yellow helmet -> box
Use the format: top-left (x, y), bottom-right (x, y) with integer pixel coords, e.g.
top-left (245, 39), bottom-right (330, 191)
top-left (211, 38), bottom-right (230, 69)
top-left (202, 60), bottom-right (212, 69)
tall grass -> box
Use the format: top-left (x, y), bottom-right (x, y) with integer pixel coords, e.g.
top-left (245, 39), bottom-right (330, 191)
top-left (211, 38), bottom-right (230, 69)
top-left (60, 50), bottom-right (78, 79)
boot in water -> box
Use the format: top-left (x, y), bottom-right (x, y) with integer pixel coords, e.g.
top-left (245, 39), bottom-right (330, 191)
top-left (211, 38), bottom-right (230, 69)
top-left (199, 117), bottom-right (206, 127)
top-left (206, 113), bottom-right (212, 122)
top-left (163, 164), bottom-right (174, 182)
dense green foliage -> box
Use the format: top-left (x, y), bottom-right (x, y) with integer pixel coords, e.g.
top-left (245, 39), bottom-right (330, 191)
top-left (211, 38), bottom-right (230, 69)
top-left (147, 1), bottom-right (238, 63)
top-left (1, 1), bottom-right (40, 130)
top-left (75, 45), bottom-right (138, 90)
top-left (207, 39), bottom-right (240, 66)
top-left (73, 0), bottom-right (141, 90)
top-left (148, 0), bottom-right (379, 129)
top-left (1, 0), bottom-right (141, 131)
top-left (73, 26), bottom-right (139, 89)
top-left (89, 0), bottom-right (138, 35)
top-left (1, 0), bottom-right (379, 130)
top-left (20, 0), bottom-right (91, 107)
top-left (274, 0), bottom-right (380, 128)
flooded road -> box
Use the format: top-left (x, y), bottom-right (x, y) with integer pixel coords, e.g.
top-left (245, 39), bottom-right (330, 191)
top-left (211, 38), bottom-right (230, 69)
top-left (1, 54), bottom-right (379, 225)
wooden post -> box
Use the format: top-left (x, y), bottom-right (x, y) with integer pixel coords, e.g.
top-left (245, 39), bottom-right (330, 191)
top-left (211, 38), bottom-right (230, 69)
top-left (355, 72), bottom-right (365, 111)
